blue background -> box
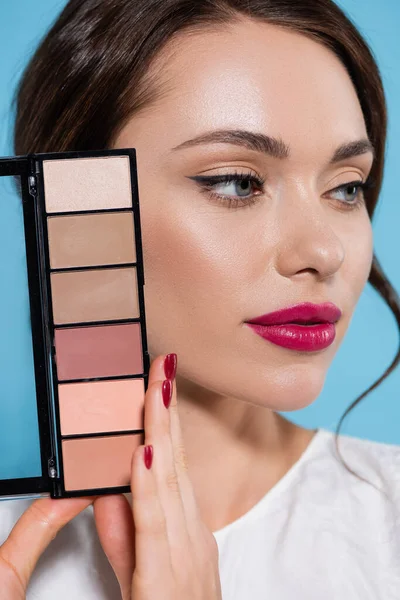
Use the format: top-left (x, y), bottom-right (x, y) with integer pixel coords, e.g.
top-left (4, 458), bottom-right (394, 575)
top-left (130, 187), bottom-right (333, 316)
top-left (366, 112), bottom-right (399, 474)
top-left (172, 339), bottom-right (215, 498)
top-left (0, 0), bottom-right (399, 481)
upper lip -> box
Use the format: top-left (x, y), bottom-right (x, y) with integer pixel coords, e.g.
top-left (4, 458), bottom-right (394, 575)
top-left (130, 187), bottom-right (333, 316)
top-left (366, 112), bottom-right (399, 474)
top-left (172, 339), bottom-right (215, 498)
top-left (246, 302), bottom-right (342, 326)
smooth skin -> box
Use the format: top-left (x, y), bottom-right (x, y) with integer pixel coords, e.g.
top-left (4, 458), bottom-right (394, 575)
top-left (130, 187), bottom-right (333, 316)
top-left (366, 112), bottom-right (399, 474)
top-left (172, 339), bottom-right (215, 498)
top-left (113, 19), bottom-right (373, 530)
top-left (0, 17), bottom-right (375, 598)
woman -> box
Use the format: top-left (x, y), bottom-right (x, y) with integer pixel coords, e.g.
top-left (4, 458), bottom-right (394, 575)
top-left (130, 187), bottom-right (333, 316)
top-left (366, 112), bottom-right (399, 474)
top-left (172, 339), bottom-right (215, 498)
top-left (1, 0), bottom-right (400, 598)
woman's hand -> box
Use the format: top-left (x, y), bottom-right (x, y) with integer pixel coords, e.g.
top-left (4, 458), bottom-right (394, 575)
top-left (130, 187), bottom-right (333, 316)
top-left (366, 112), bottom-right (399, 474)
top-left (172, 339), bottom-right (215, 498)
top-left (93, 354), bottom-right (222, 600)
top-left (0, 496), bottom-right (93, 599)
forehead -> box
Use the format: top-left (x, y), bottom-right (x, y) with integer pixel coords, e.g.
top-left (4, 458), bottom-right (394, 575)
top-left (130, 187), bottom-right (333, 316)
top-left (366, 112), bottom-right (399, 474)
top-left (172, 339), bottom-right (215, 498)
top-left (126, 20), bottom-right (367, 157)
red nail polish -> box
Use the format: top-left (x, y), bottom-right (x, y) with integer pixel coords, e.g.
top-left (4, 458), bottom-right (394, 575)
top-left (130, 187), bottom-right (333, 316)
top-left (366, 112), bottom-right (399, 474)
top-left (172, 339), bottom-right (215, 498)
top-left (144, 445), bottom-right (153, 469)
top-left (162, 379), bottom-right (172, 408)
top-left (164, 353), bottom-right (177, 381)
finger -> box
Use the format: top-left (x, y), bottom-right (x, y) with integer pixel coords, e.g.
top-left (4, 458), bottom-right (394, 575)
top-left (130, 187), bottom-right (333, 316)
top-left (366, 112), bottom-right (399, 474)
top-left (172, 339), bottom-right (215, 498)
top-left (93, 494), bottom-right (135, 600)
top-left (131, 443), bottom-right (171, 587)
top-left (0, 497), bottom-right (93, 596)
top-left (143, 357), bottom-right (191, 555)
top-left (167, 369), bottom-right (205, 540)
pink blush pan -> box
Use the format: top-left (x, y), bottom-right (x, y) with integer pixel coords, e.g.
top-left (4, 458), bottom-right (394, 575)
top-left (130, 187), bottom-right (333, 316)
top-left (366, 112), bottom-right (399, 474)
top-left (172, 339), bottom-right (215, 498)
top-left (62, 434), bottom-right (144, 491)
top-left (54, 323), bottom-right (143, 381)
top-left (58, 378), bottom-right (145, 436)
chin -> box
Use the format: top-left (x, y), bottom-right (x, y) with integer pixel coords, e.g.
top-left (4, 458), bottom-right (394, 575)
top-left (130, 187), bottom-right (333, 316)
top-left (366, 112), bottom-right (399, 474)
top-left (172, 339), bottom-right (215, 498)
top-left (241, 361), bottom-right (329, 412)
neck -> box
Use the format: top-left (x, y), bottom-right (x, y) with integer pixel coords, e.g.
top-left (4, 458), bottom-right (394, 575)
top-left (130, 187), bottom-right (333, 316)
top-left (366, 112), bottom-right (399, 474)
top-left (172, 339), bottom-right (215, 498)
top-left (175, 374), bottom-right (316, 532)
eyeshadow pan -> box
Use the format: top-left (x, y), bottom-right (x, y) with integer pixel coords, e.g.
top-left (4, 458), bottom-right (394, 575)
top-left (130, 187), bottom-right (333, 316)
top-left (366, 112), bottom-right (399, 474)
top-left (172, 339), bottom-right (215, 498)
top-left (51, 267), bottom-right (139, 325)
top-left (54, 323), bottom-right (143, 381)
top-left (59, 378), bottom-right (145, 435)
top-left (62, 434), bottom-right (144, 491)
top-left (43, 156), bottom-right (132, 213)
top-left (47, 212), bottom-right (136, 269)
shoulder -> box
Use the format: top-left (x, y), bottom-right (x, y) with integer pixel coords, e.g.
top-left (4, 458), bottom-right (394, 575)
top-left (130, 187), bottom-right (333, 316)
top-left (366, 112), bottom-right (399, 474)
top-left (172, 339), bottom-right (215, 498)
top-left (309, 428), bottom-right (400, 507)
top-left (292, 429), bottom-right (400, 569)
top-left (320, 428), bottom-right (400, 482)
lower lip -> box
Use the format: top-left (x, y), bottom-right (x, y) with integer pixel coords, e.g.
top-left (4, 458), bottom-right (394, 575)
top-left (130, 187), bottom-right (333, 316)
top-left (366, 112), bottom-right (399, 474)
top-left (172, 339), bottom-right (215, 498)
top-left (246, 323), bottom-right (336, 351)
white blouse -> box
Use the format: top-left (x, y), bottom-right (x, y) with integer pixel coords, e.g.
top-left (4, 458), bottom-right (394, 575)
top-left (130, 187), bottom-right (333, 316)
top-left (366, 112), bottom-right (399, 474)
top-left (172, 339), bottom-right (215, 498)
top-left (0, 428), bottom-right (399, 599)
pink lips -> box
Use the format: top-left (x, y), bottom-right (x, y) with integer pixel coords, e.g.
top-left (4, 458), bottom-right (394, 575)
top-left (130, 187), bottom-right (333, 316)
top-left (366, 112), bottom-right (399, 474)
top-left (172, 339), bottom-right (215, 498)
top-left (245, 302), bottom-right (342, 352)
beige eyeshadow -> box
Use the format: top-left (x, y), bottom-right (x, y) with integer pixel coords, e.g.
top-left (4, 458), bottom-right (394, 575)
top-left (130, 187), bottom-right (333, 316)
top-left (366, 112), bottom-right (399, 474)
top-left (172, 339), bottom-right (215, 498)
top-left (58, 378), bottom-right (145, 436)
top-left (50, 267), bottom-right (139, 324)
top-left (43, 156), bottom-right (132, 213)
top-left (47, 212), bottom-right (136, 269)
top-left (62, 434), bottom-right (144, 491)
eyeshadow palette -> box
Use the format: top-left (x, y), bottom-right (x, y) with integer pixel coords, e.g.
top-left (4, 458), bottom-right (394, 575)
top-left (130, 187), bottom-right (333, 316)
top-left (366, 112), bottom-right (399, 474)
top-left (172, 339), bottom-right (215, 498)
top-left (0, 149), bottom-right (149, 499)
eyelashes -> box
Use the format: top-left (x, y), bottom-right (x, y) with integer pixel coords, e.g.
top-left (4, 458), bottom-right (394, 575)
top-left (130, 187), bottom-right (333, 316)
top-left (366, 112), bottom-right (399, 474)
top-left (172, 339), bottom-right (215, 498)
top-left (330, 178), bottom-right (375, 210)
top-left (188, 170), bottom-right (376, 210)
top-left (188, 171), bottom-right (264, 209)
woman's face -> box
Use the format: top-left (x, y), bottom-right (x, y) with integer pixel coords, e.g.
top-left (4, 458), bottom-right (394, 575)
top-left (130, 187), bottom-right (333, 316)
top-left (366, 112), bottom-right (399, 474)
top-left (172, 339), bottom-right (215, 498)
top-left (114, 19), bottom-right (374, 411)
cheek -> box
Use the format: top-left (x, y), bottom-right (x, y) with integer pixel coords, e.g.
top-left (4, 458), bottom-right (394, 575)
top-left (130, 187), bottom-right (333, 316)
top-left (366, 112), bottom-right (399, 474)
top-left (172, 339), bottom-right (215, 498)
top-left (142, 208), bottom-right (248, 310)
top-left (343, 213), bottom-right (373, 302)
top-left (139, 194), bottom-right (267, 354)
top-left (332, 212), bottom-right (373, 348)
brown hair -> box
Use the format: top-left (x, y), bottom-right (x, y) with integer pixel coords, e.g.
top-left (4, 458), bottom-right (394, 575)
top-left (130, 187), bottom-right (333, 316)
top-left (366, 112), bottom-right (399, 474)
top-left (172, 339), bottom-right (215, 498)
top-left (13, 0), bottom-right (400, 490)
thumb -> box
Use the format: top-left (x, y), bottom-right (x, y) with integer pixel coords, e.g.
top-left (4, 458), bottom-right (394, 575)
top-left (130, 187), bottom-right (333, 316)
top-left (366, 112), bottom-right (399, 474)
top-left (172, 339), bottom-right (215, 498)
top-left (93, 494), bottom-right (136, 600)
top-left (0, 496), bottom-right (93, 599)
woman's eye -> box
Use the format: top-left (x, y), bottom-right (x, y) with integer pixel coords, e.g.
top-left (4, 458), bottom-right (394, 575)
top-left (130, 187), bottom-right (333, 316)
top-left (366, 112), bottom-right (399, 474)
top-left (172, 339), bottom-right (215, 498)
top-left (188, 173), bottom-right (264, 208)
top-left (328, 179), bottom-right (372, 209)
top-left (209, 177), bottom-right (255, 198)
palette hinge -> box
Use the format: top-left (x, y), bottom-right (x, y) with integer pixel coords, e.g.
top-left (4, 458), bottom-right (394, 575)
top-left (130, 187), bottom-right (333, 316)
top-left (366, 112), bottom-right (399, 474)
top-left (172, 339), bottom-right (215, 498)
top-left (28, 174), bottom-right (37, 198)
top-left (48, 457), bottom-right (58, 479)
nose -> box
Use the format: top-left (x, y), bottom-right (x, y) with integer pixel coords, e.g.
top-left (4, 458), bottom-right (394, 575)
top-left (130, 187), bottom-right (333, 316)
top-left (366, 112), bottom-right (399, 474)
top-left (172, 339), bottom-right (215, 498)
top-left (274, 190), bottom-right (345, 282)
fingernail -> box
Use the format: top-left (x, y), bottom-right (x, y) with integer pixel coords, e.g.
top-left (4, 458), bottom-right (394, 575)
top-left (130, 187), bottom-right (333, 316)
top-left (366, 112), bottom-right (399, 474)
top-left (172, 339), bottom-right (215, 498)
top-left (164, 353), bottom-right (177, 381)
top-left (144, 445), bottom-right (153, 469)
top-left (162, 378), bottom-right (172, 409)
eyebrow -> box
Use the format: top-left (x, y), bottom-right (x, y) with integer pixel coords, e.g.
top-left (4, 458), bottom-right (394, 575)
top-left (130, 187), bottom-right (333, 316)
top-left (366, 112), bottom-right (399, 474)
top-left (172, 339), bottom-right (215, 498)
top-left (171, 129), bottom-right (375, 163)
